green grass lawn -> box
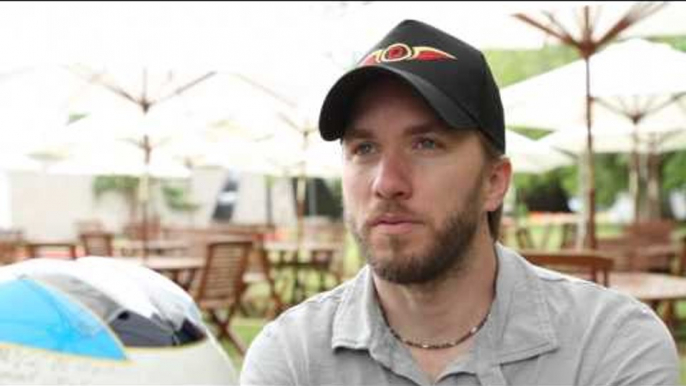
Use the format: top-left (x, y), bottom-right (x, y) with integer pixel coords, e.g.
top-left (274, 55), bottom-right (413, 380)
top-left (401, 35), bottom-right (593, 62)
top-left (222, 317), bottom-right (266, 369)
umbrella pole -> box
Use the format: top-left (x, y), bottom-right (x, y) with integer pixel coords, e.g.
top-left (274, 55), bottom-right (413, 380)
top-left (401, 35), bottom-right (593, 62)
top-left (582, 53), bottom-right (597, 249)
top-left (295, 130), bottom-right (310, 248)
top-left (296, 174), bottom-right (305, 247)
top-left (265, 175), bottom-right (274, 228)
top-left (184, 159), bottom-right (195, 227)
top-left (631, 125), bottom-right (641, 224)
top-left (140, 176), bottom-right (149, 260)
top-left (513, 4), bottom-right (666, 249)
top-left (140, 135), bottom-right (151, 260)
top-left (647, 136), bottom-right (661, 219)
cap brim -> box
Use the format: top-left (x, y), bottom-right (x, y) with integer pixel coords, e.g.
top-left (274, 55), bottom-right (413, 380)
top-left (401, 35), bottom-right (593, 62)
top-left (318, 65), bottom-right (479, 141)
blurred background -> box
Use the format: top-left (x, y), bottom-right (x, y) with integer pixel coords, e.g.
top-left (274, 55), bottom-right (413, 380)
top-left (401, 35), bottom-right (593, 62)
top-left (0, 1), bottom-right (686, 379)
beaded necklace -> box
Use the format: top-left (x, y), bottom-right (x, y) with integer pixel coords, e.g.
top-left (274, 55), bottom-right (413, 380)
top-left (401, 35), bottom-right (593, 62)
top-left (387, 316), bottom-right (487, 350)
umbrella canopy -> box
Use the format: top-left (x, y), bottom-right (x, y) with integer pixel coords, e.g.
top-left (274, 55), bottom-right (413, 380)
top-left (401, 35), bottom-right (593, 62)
top-left (258, 111), bottom-right (343, 179)
top-left (540, 125), bottom-right (686, 155)
top-left (0, 61), bottom-right (316, 253)
top-left (506, 129), bottom-right (573, 173)
top-left (327, 2), bottom-right (686, 57)
top-left (540, 124), bottom-right (686, 222)
top-left (503, 39), bottom-right (686, 132)
top-left (0, 1), bottom-right (347, 176)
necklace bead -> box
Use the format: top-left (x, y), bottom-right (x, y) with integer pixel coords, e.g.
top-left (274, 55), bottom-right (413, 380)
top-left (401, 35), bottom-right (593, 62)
top-left (387, 316), bottom-right (487, 350)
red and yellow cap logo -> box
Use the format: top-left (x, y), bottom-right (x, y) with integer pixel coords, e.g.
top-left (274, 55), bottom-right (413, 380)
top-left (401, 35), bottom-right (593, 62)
top-left (359, 43), bottom-right (456, 67)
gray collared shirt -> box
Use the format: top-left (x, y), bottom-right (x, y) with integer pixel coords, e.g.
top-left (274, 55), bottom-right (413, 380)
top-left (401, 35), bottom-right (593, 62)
top-left (240, 244), bottom-right (679, 385)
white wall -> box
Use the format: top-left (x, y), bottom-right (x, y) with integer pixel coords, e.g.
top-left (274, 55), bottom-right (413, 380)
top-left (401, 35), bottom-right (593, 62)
top-left (9, 171), bottom-right (110, 240)
top-left (3, 169), bottom-right (299, 241)
top-left (5, 169), bottom-right (229, 241)
top-left (231, 173), bottom-right (297, 226)
top-left (0, 171), bottom-right (12, 228)
top-left (153, 168), bottom-right (229, 228)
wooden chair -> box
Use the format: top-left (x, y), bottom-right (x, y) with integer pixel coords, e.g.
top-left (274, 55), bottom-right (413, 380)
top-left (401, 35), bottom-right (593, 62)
top-left (520, 250), bottom-right (614, 287)
top-left (597, 235), bottom-right (677, 273)
top-left (0, 229), bottom-right (24, 265)
top-left (26, 242), bottom-right (78, 260)
top-left (678, 234), bottom-right (686, 277)
top-left (619, 220), bottom-right (678, 274)
top-left (74, 219), bottom-right (105, 234)
top-left (299, 220), bottom-right (349, 292)
top-left (194, 240), bottom-right (253, 355)
top-left (623, 219), bottom-right (675, 243)
top-left (123, 216), bottom-right (162, 241)
top-left (559, 222), bottom-right (578, 249)
top-left (80, 231), bottom-right (115, 257)
top-left (515, 227), bottom-right (536, 249)
top-left (241, 243), bottom-right (285, 318)
top-left (667, 234), bottom-right (686, 328)
top-left (306, 242), bottom-right (345, 293)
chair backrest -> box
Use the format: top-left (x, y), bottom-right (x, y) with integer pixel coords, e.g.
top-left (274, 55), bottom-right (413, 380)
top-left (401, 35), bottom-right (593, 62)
top-left (80, 232), bottom-right (114, 257)
top-left (624, 220), bottom-right (675, 244)
top-left (26, 242), bottom-right (78, 260)
top-left (597, 233), bottom-right (677, 273)
top-left (0, 229), bottom-right (24, 264)
top-left (515, 227), bottom-right (535, 249)
top-left (123, 217), bottom-right (162, 241)
top-left (74, 219), bottom-right (105, 234)
top-left (677, 234), bottom-right (686, 276)
top-left (559, 222), bottom-right (578, 249)
top-left (195, 240), bottom-right (253, 307)
top-left (520, 249), bottom-right (614, 286)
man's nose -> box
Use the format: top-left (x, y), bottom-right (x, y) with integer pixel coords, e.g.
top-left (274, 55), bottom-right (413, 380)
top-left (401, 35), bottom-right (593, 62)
top-left (372, 153), bottom-right (412, 200)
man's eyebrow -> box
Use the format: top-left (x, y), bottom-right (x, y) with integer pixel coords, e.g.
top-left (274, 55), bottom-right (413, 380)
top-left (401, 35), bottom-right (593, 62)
top-left (344, 121), bottom-right (448, 140)
top-left (342, 127), bottom-right (373, 141)
top-left (404, 122), bottom-right (449, 136)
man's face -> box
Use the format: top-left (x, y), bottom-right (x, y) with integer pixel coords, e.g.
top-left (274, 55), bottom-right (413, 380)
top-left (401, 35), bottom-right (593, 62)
top-left (341, 78), bottom-right (494, 284)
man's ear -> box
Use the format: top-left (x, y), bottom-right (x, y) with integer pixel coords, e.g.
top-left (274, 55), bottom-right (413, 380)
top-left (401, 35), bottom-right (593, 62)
top-left (484, 157), bottom-right (512, 212)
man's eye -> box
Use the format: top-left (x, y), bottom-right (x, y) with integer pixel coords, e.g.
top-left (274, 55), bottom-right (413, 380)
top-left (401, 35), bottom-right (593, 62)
top-left (415, 138), bottom-right (438, 150)
top-left (353, 142), bottom-right (375, 155)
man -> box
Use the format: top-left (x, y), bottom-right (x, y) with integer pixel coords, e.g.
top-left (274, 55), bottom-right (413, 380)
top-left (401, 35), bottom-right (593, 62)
top-left (241, 19), bottom-right (678, 385)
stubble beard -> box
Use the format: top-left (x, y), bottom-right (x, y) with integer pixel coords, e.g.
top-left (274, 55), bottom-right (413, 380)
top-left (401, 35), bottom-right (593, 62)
top-left (347, 190), bottom-right (482, 285)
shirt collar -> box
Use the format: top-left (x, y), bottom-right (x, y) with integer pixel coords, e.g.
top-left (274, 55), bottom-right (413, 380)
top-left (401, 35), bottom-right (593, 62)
top-left (331, 243), bottom-right (559, 363)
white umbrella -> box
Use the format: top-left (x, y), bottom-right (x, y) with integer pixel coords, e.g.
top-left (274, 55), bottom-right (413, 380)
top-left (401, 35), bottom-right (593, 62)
top-left (219, 107), bottom-right (343, 241)
top-left (508, 1), bottom-right (686, 248)
top-left (502, 38), bottom-right (686, 244)
top-left (503, 39), bottom-right (686, 131)
top-left (506, 130), bottom-right (573, 173)
top-left (540, 123), bottom-right (686, 220)
top-left (540, 125), bottom-right (686, 155)
top-left (0, 153), bottom-right (44, 172)
top-left (22, 61), bottom-right (316, 253)
top-left (327, 2), bottom-right (686, 57)
top-left (0, 2), bottom-right (347, 254)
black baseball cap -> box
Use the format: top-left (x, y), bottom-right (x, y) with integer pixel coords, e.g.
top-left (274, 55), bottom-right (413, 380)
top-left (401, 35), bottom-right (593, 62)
top-left (318, 19), bottom-right (505, 153)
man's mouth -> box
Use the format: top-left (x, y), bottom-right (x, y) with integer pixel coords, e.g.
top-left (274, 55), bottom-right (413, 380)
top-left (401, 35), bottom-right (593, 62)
top-left (368, 214), bottom-right (420, 234)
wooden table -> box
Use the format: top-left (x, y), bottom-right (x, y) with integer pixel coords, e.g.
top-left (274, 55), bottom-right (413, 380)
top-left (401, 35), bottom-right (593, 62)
top-left (635, 243), bottom-right (683, 274)
top-left (610, 271), bottom-right (686, 302)
top-left (25, 241), bottom-right (78, 259)
top-left (610, 271), bottom-right (686, 329)
top-left (114, 256), bottom-right (205, 292)
top-left (115, 240), bottom-right (190, 256)
top-left (263, 241), bottom-right (340, 305)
